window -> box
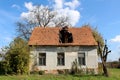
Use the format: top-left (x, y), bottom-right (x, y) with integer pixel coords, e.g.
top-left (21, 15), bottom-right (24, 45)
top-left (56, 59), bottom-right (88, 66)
top-left (78, 53), bottom-right (85, 65)
top-left (39, 53), bottom-right (46, 66)
top-left (57, 53), bottom-right (65, 66)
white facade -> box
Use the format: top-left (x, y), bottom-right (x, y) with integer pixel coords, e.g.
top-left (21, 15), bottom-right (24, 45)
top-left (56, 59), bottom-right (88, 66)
top-left (30, 46), bottom-right (98, 73)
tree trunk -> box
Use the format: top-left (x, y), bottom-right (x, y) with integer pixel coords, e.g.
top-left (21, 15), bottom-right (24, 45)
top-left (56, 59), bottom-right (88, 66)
top-left (102, 61), bottom-right (109, 77)
top-left (97, 41), bottom-right (110, 77)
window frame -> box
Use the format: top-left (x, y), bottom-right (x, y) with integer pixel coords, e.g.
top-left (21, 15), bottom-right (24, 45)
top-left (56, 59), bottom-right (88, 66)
top-left (57, 52), bottom-right (65, 66)
top-left (78, 53), bottom-right (85, 65)
top-left (39, 53), bottom-right (46, 66)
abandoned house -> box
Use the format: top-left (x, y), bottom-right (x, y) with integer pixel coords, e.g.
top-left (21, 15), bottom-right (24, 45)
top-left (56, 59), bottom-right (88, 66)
top-left (28, 26), bottom-right (98, 74)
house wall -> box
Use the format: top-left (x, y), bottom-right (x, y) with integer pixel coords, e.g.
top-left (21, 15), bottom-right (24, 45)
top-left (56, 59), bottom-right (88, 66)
top-left (30, 46), bottom-right (98, 73)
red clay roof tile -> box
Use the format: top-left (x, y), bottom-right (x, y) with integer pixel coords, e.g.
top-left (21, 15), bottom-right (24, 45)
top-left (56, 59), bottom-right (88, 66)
top-left (28, 27), bottom-right (97, 46)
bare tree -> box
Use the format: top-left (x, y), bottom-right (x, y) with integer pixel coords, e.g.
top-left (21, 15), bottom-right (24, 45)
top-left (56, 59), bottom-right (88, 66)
top-left (98, 40), bottom-right (111, 77)
top-left (16, 5), bottom-right (71, 40)
top-left (31, 6), bottom-right (56, 27)
top-left (54, 16), bottom-right (71, 27)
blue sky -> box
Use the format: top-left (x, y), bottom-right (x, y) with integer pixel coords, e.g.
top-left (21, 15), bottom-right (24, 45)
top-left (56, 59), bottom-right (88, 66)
top-left (0, 0), bottom-right (120, 61)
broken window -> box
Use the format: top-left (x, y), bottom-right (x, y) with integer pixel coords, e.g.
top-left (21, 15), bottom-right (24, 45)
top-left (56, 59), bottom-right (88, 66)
top-left (59, 26), bottom-right (73, 43)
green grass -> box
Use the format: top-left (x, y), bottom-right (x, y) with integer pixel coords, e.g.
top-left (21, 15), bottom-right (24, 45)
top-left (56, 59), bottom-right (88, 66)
top-left (0, 68), bottom-right (120, 80)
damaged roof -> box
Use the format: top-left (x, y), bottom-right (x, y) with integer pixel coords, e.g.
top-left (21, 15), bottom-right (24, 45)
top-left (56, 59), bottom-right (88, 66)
top-left (28, 27), bottom-right (97, 46)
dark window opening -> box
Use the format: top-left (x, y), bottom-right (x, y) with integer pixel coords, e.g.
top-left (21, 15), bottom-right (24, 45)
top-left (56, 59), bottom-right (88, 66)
top-left (39, 53), bottom-right (46, 66)
top-left (57, 53), bottom-right (65, 66)
top-left (59, 26), bottom-right (73, 43)
top-left (78, 53), bottom-right (85, 65)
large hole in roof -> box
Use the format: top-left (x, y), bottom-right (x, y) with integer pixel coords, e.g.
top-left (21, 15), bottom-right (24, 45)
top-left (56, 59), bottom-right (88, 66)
top-left (59, 26), bottom-right (73, 43)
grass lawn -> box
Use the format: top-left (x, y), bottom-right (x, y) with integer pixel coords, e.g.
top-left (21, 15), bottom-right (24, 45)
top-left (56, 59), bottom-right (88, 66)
top-left (0, 68), bottom-right (120, 80)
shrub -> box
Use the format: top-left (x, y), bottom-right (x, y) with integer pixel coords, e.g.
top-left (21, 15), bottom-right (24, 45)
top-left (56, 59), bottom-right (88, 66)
top-left (117, 64), bottom-right (120, 68)
top-left (77, 68), bottom-right (85, 75)
top-left (86, 68), bottom-right (95, 75)
top-left (57, 70), bottom-right (64, 74)
top-left (39, 70), bottom-right (45, 75)
top-left (30, 71), bottom-right (39, 74)
top-left (71, 59), bottom-right (79, 75)
top-left (0, 61), bottom-right (10, 75)
top-left (3, 38), bottom-right (30, 75)
top-left (64, 69), bottom-right (70, 74)
top-left (98, 63), bottom-right (103, 74)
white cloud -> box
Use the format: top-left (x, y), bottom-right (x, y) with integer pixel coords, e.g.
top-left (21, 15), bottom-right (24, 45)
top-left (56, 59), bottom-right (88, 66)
top-left (64, 0), bottom-right (80, 9)
top-left (21, 0), bottom-right (81, 26)
top-left (54, 0), bottom-right (63, 9)
top-left (25, 2), bottom-right (34, 11)
top-left (110, 35), bottom-right (120, 42)
top-left (21, 2), bottom-right (36, 19)
top-left (21, 12), bottom-right (30, 19)
top-left (12, 4), bottom-right (20, 10)
top-left (53, 0), bottom-right (81, 26)
top-left (57, 8), bottom-right (80, 26)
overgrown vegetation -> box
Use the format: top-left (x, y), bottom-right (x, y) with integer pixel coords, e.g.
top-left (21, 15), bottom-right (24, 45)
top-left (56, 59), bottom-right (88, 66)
top-left (0, 68), bottom-right (119, 80)
top-left (71, 59), bottom-right (80, 75)
top-left (70, 59), bottom-right (95, 76)
top-left (0, 37), bottom-right (30, 75)
top-left (0, 61), bottom-right (9, 75)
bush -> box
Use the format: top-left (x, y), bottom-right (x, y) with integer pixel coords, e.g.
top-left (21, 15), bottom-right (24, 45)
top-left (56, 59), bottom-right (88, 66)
top-left (57, 70), bottom-right (64, 74)
top-left (3, 38), bottom-right (30, 75)
top-left (86, 68), bottom-right (95, 75)
top-left (117, 64), bottom-right (120, 68)
top-left (0, 61), bottom-right (9, 75)
top-left (71, 59), bottom-right (79, 75)
top-left (39, 70), bottom-right (45, 75)
top-left (57, 69), bottom-right (70, 74)
top-left (98, 63), bottom-right (103, 74)
top-left (30, 71), bottom-right (39, 74)
top-left (64, 69), bottom-right (70, 74)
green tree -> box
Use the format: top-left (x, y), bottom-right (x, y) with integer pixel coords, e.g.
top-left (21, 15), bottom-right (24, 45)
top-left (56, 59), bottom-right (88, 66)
top-left (5, 37), bottom-right (30, 74)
